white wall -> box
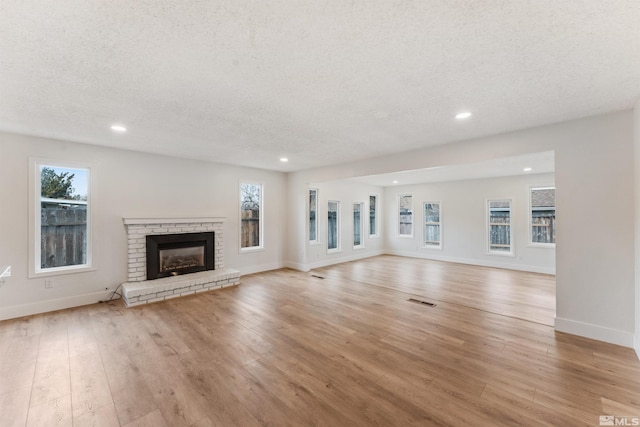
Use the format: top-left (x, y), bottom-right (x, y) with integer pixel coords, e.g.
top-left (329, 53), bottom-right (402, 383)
top-left (287, 110), bottom-right (635, 347)
top-left (304, 180), bottom-right (384, 270)
top-left (0, 131), bottom-right (287, 319)
top-left (635, 98), bottom-right (640, 359)
top-left (384, 173), bottom-right (555, 274)
top-left (553, 113), bottom-right (634, 346)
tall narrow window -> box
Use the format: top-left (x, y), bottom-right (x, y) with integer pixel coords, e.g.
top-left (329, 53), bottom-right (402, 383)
top-left (327, 201), bottom-right (340, 252)
top-left (398, 194), bottom-right (413, 237)
top-left (35, 163), bottom-right (91, 273)
top-left (424, 202), bottom-right (441, 248)
top-left (488, 199), bottom-right (512, 254)
top-left (309, 189), bottom-right (318, 244)
top-left (240, 183), bottom-right (263, 250)
top-left (369, 195), bottom-right (378, 237)
top-left (530, 187), bottom-right (556, 245)
top-left (353, 202), bottom-right (364, 249)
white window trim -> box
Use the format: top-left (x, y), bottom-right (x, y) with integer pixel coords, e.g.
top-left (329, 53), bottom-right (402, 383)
top-left (29, 158), bottom-right (95, 278)
top-left (327, 200), bottom-right (341, 254)
top-left (368, 193), bottom-right (380, 239)
top-left (397, 193), bottom-right (414, 238)
top-left (239, 181), bottom-right (264, 253)
top-left (309, 188), bottom-right (320, 245)
top-left (422, 200), bottom-right (442, 250)
top-left (528, 185), bottom-right (556, 248)
top-left (486, 198), bottom-right (514, 257)
top-left (353, 201), bottom-right (365, 250)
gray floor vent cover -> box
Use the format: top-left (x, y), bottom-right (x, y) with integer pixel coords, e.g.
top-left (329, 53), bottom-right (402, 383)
top-left (408, 298), bottom-right (436, 307)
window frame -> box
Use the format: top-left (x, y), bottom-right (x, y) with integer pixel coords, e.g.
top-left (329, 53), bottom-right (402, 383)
top-left (353, 202), bottom-right (364, 249)
top-left (397, 193), bottom-right (414, 238)
top-left (486, 198), bottom-right (514, 256)
top-left (239, 181), bottom-right (264, 253)
top-left (423, 201), bottom-right (442, 250)
top-left (29, 158), bottom-right (94, 278)
top-left (529, 186), bottom-right (556, 247)
top-left (327, 200), bottom-right (341, 253)
top-left (368, 194), bottom-right (379, 238)
top-left (309, 188), bottom-right (319, 245)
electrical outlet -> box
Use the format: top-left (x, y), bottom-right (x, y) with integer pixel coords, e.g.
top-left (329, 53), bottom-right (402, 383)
top-left (44, 279), bottom-right (53, 289)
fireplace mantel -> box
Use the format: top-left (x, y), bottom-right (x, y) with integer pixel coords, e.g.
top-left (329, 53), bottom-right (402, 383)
top-left (123, 217), bottom-right (226, 225)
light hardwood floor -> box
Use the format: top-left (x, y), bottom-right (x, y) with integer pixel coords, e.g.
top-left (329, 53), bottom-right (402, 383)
top-left (1, 255), bottom-right (639, 426)
top-left (312, 255), bottom-right (556, 326)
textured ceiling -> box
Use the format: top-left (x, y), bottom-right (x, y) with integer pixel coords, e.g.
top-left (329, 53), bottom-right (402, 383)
top-left (351, 151), bottom-right (555, 187)
top-left (1, 1), bottom-right (639, 172)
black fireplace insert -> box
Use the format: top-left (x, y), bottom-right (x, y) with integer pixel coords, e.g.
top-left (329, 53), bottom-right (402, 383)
top-left (146, 232), bottom-right (214, 279)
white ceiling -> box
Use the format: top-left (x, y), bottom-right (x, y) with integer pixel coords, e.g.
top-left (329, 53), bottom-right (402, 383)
top-left (1, 1), bottom-right (639, 173)
top-left (351, 150), bottom-right (555, 187)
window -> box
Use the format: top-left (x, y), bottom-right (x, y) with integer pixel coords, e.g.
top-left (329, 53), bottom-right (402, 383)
top-left (398, 194), bottom-right (413, 237)
top-left (423, 202), bottom-right (441, 248)
top-left (353, 202), bottom-right (364, 249)
top-left (369, 194), bottom-right (379, 237)
top-left (488, 199), bottom-right (512, 255)
top-left (327, 201), bottom-right (340, 252)
top-left (240, 182), bottom-right (263, 250)
top-left (530, 187), bottom-right (556, 245)
top-left (309, 189), bottom-right (318, 244)
top-left (33, 162), bottom-right (91, 275)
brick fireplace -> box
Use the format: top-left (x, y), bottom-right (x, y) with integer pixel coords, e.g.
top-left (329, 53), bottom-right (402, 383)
top-left (120, 217), bottom-right (240, 307)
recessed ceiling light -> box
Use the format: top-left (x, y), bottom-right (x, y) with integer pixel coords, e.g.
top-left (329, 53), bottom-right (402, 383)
top-left (280, 157), bottom-right (289, 162)
top-left (392, 180), bottom-right (399, 184)
top-left (110, 124), bottom-right (127, 132)
top-left (523, 167), bottom-right (532, 172)
top-left (455, 112), bottom-right (472, 119)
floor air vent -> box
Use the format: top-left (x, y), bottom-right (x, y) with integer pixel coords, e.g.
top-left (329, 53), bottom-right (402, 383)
top-left (408, 298), bottom-right (436, 307)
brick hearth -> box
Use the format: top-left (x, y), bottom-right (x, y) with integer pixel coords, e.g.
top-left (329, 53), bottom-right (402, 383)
top-left (120, 217), bottom-right (240, 307)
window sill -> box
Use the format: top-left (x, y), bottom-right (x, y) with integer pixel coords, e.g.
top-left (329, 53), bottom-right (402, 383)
top-left (240, 246), bottom-right (264, 254)
top-left (327, 249), bottom-right (342, 254)
top-left (421, 245), bottom-right (443, 251)
top-left (30, 264), bottom-right (96, 279)
top-left (486, 251), bottom-right (515, 258)
top-left (528, 243), bottom-right (556, 249)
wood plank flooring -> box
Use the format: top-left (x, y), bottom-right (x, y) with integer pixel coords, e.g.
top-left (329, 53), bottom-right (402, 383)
top-left (0, 255), bottom-right (638, 426)
top-left (312, 255), bottom-right (557, 326)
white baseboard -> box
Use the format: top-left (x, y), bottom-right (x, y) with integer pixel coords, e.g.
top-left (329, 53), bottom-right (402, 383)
top-left (237, 261), bottom-right (286, 276)
top-left (385, 250), bottom-right (556, 275)
top-left (634, 334), bottom-right (640, 361)
top-left (0, 290), bottom-right (114, 321)
top-left (0, 262), bottom-right (283, 321)
top-left (284, 261), bottom-right (309, 272)
top-left (555, 317), bottom-right (635, 348)
top-left (305, 250), bottom-right (385, 271)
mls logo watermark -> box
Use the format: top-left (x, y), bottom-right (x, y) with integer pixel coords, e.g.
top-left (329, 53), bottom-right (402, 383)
top-left (600, 415), bottom-right (640, 426)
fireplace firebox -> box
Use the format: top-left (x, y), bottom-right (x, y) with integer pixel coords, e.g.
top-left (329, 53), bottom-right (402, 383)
top-left (146, 232), bottom-right (214, 280)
